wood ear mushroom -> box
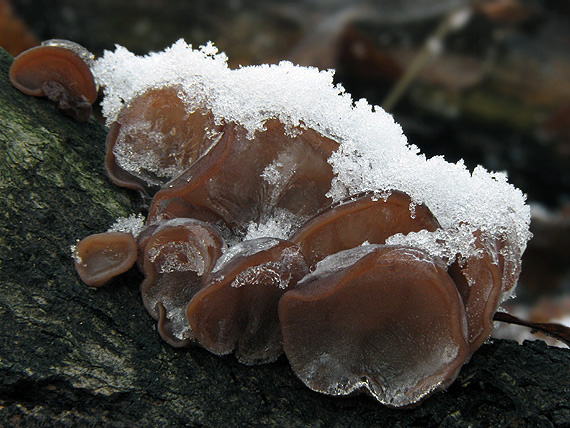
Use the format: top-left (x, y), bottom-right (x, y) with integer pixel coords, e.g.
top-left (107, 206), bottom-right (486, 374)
top-left (10, 40), bottom-right (97, 122)
top-left (70, 40), bottom-right (531, 407)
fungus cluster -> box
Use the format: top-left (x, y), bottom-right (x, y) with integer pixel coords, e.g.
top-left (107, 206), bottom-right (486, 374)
top-left (13, 40), bottom-right (531, 407)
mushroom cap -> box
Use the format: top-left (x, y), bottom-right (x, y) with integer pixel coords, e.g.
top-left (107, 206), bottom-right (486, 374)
top-left (448, 232), bottom-right (508, 353)
top-left (187, 238), bottom-right (308, 364)
top-left (148, 119), bottom-right (338, 229)
top-left (73, 231), bottom-right (137, 287)
top-left (147, 122), bottom-right (237, 224)
top-left (291, 191), bottom-right (440, 266)
top-left (105, 86), bottom-right (222, 194)
top-left (9, 44), bottom-right (97, 103)
top-left (279, 244), bottom-right (469, 407)
top-left (140, 218), bottom-right (225, 345)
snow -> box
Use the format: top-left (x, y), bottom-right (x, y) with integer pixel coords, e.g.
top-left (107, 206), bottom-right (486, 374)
top-left (93, 40), bottom-right (532, 287)
top-left (243, 209), bottom-right (302, 242)
top-left (107, 213), bottom-right (145, 238)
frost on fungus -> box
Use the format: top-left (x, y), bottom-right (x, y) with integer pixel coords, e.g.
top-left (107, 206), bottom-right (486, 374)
top-left (68, 39), bottom-right (531, 407)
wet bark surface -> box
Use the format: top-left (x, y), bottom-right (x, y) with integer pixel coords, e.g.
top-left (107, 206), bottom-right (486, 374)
top-left (0, 47), bottom-right (569, 428)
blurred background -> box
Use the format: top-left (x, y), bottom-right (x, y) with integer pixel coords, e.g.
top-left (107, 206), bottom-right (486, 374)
top-left (1, 0), bottom-right (569, 346)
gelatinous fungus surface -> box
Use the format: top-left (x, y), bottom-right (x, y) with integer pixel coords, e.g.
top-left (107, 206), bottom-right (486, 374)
top-left (148, 119), bottom-right (338, 228)
top-left (291, 191), bottom-right (439, 266)
top-left (188, 238), bottom-right (308, 364)
top-left (9, 40), bottom-right (97, 122)
top-left (63, 40), bottom-right (532, 407)
top-left (279, 245), bottom-right (469, 408)
top-left (105, 86), bottom-right (222, 195)
top-left (73, 231), bottom-right (137, 287)
top-left (448, 232), bottom-right (507, 353)
top-left (140, 218), bottom-right (224, 346)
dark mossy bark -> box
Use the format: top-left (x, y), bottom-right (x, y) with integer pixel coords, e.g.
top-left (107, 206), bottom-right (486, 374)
top-left (0, 47), bottom-right (569, 428)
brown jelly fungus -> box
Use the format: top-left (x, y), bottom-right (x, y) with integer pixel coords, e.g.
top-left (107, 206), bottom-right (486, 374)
top-left (279, 245), bottom-right (469, 407)
top-left (73, 232), bottom-right (137, 287)
top-left (187, 238), bottom-right (308, 364)
top-left (71, 41), bottom-right (531, 407)
top-left (10, 40), bottom-right (97, 122)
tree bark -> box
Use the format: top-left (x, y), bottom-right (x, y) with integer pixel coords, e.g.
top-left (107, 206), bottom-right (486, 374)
top-left (0, 47), bottom-right (569, 428)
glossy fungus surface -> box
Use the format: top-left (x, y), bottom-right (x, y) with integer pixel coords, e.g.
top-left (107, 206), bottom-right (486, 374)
top-left (140, 218), bottom-right (224, 346)
top-left (291, 191), bottom-right (440, 266)
top-left (73, 232), bottom-right (137, 287)
top-left (279, 245), bottom-right (469, 407)
top-left (10, 42), bottom-right (97, 121)
top-left (68, 40), bottom-right (531, 408)
top-left (449, 232), bottom-right (508, 352)
top-left (187, 238), bottom-right (308, 364)
top-left (105, 86), bottom-right (222, 194)
top-left (148, 119), bottom-right (338, 228)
